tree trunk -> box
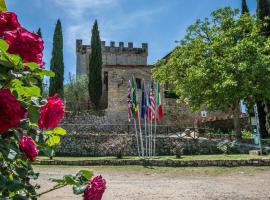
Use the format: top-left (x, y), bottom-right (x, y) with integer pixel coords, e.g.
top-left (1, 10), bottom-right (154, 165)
top-left (232, 102), bottom-right (241, 139)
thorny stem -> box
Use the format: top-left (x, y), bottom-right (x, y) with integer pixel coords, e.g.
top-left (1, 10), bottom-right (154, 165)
top-left (36, 184), bottom-right (67, 197)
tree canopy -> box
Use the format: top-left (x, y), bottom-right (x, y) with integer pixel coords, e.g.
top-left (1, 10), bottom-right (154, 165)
top-left (153, 7), bottom-right (270, 136)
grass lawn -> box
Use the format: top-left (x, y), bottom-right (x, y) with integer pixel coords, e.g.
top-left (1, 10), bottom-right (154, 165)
top-left (37, 154), bottom-right (270, 161)
top-left (33, 164), bottom-right (270, 176)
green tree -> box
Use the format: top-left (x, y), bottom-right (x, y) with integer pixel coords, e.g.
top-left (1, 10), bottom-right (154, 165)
top-left (153, 8), bottom-right (270, 139)
top-left (257, 0), bottom-right (270, 137)
top-left (64, 73), bottom-right (89, 111)
top-left (88, 20), bottom-right (102, 109)
top-left (241, 0), bottom-right (249, 15)
top-left (49, 19), bottom-right (64, 98)
top-left (37, 27), bottom-right (42, 37)
top-left (257, 0), bottom-right (270, 36)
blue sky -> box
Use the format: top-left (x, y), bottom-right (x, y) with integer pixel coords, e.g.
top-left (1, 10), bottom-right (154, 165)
top-left (6, 0), bottom-right (256, 82)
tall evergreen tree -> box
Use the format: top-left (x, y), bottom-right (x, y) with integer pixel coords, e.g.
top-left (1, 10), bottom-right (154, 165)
top-left (241, 0), bottom-right (249, 15)
top-left (88, 20), bottom-right (102, 109)
top-left (257, 0), bottom-right (270, 138)
top-left (49, 19), bottom-right (64, 98)
top-left (36, 28), bottom-right (43, 95)
top-left (257, 0), bottom-right (270, 36)
top-left (37, 27), bottom-right (42, 38)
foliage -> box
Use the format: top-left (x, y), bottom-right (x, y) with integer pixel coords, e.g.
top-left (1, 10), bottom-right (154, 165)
top-left (241, 130), bottom-right (253, 139)
top-left (217, 140), bottom-right (236, 154)
top-left (49, 19), bottom-right (64, 99)
top-left (172, 141), bottom-right (184, 159)
top-left (88, 20), bottom-right (102, 109)
top-left (64, 74), bottom-right (89, 111)
top-left (153, 7), bottom-right (270, 138)
top-left (0, 9), bottom-right (96, 199)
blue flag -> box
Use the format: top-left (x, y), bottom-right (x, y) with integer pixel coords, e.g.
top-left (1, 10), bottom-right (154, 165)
top-left (141, 80), bottom-right (146, 119)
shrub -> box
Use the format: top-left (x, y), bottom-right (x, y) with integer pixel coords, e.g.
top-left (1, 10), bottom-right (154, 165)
top-left (217, 140), bottom-right (236, 154)
top-left (241, 130), bottom-right (253, 139)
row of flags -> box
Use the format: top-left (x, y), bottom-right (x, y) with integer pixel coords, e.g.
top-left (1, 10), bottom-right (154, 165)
top-left (127, 77), bottom-right (163, 123)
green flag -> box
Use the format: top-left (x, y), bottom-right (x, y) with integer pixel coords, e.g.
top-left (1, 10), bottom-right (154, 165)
top-left (131, 77), bottom-right (138, 120)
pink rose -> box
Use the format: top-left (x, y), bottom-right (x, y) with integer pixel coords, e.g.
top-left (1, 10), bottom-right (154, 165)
top-left (0, 89), bottom-right (26, 134)
top-left (84, 176), bottom-right (106, 200)
top-left (38, 94), bottom-right (65, 129)
top-left (0, 12), bottom-right (20, 36)
top-left (3, 27), bottom-right (45, 67)
top-left (19, 136), bottom-right (39, 161)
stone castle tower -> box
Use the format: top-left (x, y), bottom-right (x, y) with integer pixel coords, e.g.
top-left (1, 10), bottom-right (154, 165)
top-left (76, 40), bottom-right (152, 121)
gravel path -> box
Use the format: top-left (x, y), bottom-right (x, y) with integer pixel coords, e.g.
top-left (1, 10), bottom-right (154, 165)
top-left (35, 166), bottom-right (270, 200)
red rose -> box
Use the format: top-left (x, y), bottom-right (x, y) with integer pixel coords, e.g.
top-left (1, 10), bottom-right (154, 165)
top-left (19, 136), bottom-right (39, 161)
top-left (0, 89), bottom-right (26, 134)
top-left (38, 94), bottom-right (65, 129)
top-left (84, 176), bottom-right (106, 200)
top-left (0, 12), bottom-right (20, 36)
top-left (3, 27), bottom-right (45, 67)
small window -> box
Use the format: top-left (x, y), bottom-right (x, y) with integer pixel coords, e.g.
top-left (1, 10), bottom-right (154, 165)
top-left (135, 78), bottom-right (142, 89)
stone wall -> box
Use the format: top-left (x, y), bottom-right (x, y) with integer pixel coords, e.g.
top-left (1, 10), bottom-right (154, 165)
top-left (37, 158), bottom-right (270, 167)
top-left (55, 134), bottom-right (252, 157)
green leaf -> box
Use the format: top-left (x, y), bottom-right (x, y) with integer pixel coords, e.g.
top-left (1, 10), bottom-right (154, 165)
top-left (40, 70), bottom-right (55, 77)
top-left (53, 127), bottom-right (67, 136)
top-left (47, 135), bottom-right (60, 147)
top-left (0, 39), bottom-right (9, 51)
top-left (78, 170), bottom-right (93, 180)
top-left (28, 105), bottom-right (40, 124)
top-left (24, 62), bottom-right (40, 71)
top-left (63, 175), bottom-right (78, 185)
top-left (15, 167), bottom-right (28, 178)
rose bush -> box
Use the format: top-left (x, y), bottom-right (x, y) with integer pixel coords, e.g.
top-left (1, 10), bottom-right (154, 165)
top-left (0, 4), bottom-right (105, 199)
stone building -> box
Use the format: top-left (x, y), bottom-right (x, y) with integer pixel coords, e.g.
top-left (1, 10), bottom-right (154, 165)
top-left (75, 39), bottom-right (238, 128)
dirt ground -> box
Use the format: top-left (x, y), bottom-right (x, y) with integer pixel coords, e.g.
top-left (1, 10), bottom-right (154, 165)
top-left (34, 165), bottom-right (270, 200)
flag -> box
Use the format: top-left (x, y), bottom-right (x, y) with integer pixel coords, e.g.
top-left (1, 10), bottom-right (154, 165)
top-left (141, 80), bottom-right (146, 119)
top-left (149, 81), bottom-right (155, 121)
top-left (131, 77), bottom-right (139, 120)
top-left (127, 80), bottom-right (132, 122)
top-left (156, 81), bottom-right (163, 123)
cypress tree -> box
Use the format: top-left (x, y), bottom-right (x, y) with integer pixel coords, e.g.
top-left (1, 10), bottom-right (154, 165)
top-left (36, 28), bottom-right (43, 95)
top-left (257, 0), bottom-right (270, 138)
top-left (241, 0), bottom-right (249, 15)
top-left (49, 19), bottom-right (64, 98)
top-left (257, 0), bottom-right (270, 36)
top-left (37, 28), bottom-right (42, 38)
top-left (88, 20), bottom-right (102, 109)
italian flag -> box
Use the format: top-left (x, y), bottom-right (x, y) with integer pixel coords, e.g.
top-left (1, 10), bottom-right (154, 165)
top-left (156, 82), bottom-right (163, 123)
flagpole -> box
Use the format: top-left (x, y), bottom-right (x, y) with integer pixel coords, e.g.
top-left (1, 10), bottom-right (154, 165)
top-left (154, 81), bottom-right (158, 157)
top-left (144, 115), bottom-right (147, 157)
top-left (137, 108), bottom-right (144, 157)
top-left (133, 118), bottom-right (141, 157)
